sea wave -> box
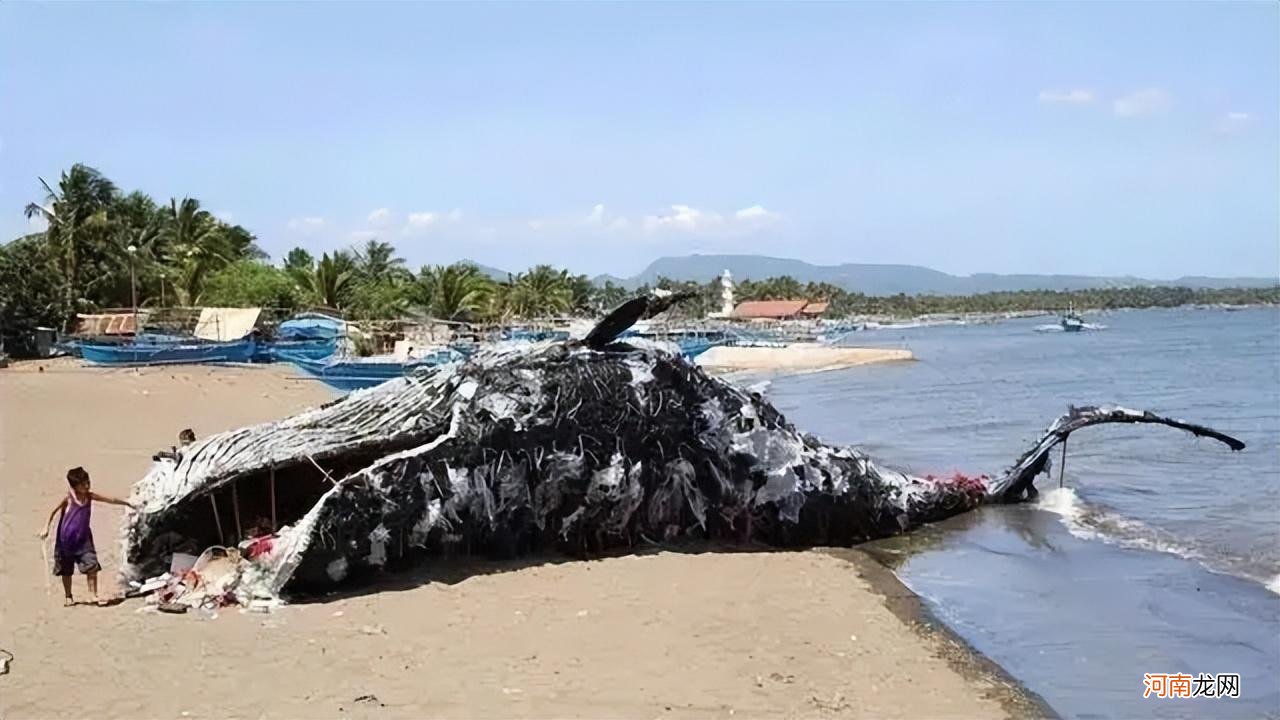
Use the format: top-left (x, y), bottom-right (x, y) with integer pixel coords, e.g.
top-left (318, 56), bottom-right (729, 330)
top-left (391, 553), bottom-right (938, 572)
top-left (1037, 488), bottom-right (1279, 595)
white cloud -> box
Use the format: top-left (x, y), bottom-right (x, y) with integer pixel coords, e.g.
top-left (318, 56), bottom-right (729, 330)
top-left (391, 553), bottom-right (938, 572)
top-left (1216, 111), bottom-right (1252, 133)
top-left (518, 202), bottom-right (779, 240)
top-left (1038, 89), bottom-right (1095, 105)
top-left (400, 209), bottom-right (460, 234)
top-left (735, 205), bottom-right (780, 222)
top-left (642, 204), bottom-right (724, 233)
top-left (367, 208), bottom-right (391, 226)
top-left (287, 216), bottom-right (326, 233)
top-left (349, 230), bottom-right (379, 242)
top-left (28, 213), bottom-right (48, 232)
top-left (1113, 88), bottom-right (1172, 118)
top-left (403, 212), bottom-right (438, 235)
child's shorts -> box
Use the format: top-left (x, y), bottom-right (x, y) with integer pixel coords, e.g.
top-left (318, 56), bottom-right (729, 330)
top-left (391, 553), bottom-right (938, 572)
top-left (53, 548), bottom-right (101, 576)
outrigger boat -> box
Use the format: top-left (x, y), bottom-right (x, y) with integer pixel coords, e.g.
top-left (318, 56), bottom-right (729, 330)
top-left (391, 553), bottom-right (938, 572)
top-left (279, 348), bottom-right (464, 393)
top-left (80, 337), bottom-right (257, 366)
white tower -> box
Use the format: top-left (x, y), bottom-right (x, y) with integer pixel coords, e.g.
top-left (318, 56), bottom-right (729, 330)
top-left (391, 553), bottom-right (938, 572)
top-left (710, 269), bottom-right (735, 318)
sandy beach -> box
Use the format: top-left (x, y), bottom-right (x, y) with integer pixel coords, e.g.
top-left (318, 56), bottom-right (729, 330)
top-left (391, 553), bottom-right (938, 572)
top-left (1, 361), bottom-right (1033, 719)
top-left (697, 345), bottom-right (914, 374)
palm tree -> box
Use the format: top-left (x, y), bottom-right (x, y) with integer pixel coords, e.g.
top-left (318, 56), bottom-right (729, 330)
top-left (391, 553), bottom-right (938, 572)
top-left (414, 263), bottom-right (494, 320)
top-left (568, 273), bottom-right (594, 314)
top-left (106, 191), bottom-right (166, 306)
top-left (218, 224), bottom-right (266, 261)
top-left (506, 265), bottom-right (572, 318)
top-left (304, 251), bottom-right (356, 309)
top-left (160, 198), bottom-right (225, 303)
top-left (352, 239), bottom-right (410, 285)
top-left (24, 164), bottom-right (119, 312)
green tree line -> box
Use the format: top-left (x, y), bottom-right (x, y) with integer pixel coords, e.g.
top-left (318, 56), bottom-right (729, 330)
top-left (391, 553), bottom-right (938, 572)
top-left (3, 164), bottom-right (1276, 353)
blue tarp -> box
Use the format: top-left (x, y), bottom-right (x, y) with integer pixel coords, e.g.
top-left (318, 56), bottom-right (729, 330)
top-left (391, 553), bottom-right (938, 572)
top-left (278, 314), bottom-right (345, 340)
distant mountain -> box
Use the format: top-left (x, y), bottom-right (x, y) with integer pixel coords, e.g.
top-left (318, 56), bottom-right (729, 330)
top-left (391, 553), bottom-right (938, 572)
top-left (599, 254), bottom-right (1279, 296)
top-left (591, 273), bottom-right (631, 287)
top-left (459, 259), bottom-right (514, 282)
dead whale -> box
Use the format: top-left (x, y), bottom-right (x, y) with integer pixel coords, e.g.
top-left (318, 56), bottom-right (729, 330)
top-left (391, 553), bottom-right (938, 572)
top-left (119, 297), bottom-right (1245, 601)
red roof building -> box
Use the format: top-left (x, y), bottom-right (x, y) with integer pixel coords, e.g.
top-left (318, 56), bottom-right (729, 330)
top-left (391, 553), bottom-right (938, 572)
top-left (732, 298), bottom-right (819, 317)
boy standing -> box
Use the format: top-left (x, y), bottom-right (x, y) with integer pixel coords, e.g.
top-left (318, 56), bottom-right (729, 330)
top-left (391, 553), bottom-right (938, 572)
top-left (38, 467), bottom-right (134, 606)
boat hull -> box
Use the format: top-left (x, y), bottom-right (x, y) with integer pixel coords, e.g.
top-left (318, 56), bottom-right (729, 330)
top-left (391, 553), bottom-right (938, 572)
top-left (254, 338), bottom-right (338, 363)
top-left (281, 351), bottom-right (458, 392)
top-left (80, 338), bottom-right (256, 366)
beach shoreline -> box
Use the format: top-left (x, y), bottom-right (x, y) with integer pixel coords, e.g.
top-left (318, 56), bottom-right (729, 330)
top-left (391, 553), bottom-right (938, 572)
top-left (697, 344), bottom-right (914, 373)
top-left (831, 548), bottom-right (1056, 719)
top-left (2, 361), bottom-right (1034, 719)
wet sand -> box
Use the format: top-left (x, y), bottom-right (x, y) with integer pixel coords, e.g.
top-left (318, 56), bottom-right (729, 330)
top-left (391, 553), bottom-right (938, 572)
top-left (1, 361), bottom-right (1031, 719)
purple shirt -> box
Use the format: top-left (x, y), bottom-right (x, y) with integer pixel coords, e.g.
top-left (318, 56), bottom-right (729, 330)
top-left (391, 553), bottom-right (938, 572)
top-left (56, 491), bottom-right (93, 555)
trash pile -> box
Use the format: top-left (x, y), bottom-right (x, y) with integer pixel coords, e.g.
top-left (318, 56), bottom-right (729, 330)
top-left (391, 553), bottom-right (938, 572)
top-left (128, 541), bottom-right (282, 614)
top-left (117, 293), bottom-right (1246, 607)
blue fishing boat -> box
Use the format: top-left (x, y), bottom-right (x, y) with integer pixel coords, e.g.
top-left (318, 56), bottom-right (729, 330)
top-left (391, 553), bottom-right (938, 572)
top-left (629, 329), bottom-right (725, 358)
top-left (80, 337), bottom-right (257, 366)
top-left (280, 348), bottom-right (462, 392)
top-left (57, 333), bottom-right (194, 358)
top-left (253, 337), bottom-right (339, 363)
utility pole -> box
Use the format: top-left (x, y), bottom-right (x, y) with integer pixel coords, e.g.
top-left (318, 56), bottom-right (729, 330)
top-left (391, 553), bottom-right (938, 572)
top-left (127, 244), bottom-right (138, 337)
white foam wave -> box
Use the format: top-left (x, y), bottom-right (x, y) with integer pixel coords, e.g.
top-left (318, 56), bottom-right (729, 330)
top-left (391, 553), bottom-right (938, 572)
top-left (1033, 323), bottom-right (1108, 333)
top-left (1035, 486), bottom-right (1086, 521)
top-left (1036, 488), bottom-right (1279, 595)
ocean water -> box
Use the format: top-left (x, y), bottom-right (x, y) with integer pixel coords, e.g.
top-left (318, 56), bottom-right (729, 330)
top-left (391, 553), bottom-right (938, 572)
top-left (766, 307), bottom-right (1280, 719)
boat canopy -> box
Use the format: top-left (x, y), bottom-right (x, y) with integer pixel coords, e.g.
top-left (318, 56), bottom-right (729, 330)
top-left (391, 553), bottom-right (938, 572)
top-left (194, 307), bottom-right (262, 341)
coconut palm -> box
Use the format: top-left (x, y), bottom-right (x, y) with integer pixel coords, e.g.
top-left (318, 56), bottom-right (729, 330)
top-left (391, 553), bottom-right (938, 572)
top-left (413, 262), bottom-right (494, 320)
top-left (304, 251), bottom-right (357, 309)
top-left (506, 265), bottom-right (573, 318)
top-left (24, 164), bottom-right (119, 312)
top-left (156, 198), bottom-right (264, 304)
top-left (568, 273), bottom-right (594, 314)
top-left (352, 239), bottom-right (410, 285)
top-left (159, 198), bottom-right (225, 303)
top-left (218, 224), bottom-right (266, 261)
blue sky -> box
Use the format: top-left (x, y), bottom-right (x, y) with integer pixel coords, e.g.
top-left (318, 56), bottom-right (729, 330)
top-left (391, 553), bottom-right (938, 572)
top-left (1, 2), bottom-right (1276, 278)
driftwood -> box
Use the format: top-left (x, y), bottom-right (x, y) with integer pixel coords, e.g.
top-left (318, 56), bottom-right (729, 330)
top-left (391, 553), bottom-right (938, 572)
top-left (119, 294), bottom-right (1245, 598)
